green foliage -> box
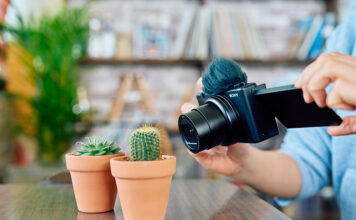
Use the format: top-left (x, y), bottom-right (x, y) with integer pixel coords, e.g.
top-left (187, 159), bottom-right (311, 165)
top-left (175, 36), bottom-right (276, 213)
top-left (76, 137), bottom-right (120, 156)
top-left (129, 126), bottom-right (161, 161)
top-left (1, 6), bottom-right (90, 163)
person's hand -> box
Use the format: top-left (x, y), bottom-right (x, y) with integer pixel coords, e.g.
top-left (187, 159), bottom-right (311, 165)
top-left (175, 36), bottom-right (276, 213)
top-left (295, 52), bottom-right (356, 135)
top-left (180, 78), bottom-right (251, 176)
top-left (181, 78), bottom-right (303, 197)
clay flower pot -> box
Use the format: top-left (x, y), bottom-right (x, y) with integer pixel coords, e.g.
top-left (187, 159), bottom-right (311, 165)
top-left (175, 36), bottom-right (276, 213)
top-left (110, 155), bottom-right (176, 220)
top-left (66, 152), bottom-right (125, 213)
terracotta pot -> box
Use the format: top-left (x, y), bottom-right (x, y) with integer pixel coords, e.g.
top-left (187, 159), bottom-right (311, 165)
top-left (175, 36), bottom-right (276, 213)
top-left (66, 152), bottom-right (125, 213)
top-left (111, 155), bottom-right (176, 220)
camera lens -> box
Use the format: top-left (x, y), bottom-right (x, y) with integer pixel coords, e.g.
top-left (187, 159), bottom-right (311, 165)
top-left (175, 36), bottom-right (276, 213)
top-left (178, 96), bottom-right (240, 153)
top-left (182, 124), bottom-right (198, 143)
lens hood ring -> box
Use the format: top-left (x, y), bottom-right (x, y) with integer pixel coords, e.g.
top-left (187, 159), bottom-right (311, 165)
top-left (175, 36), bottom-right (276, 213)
top-left (206, 95), bottom-right (240, 134)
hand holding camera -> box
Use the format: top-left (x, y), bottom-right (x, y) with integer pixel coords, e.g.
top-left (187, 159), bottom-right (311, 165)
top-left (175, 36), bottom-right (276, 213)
top-left (178, 57), bottom-right (342, 197)
top-left (181, 84), bottom-right (251, 177)
top-left (181, 76), bottom-right (302, 198)
top-left (179, 57), bottom-right (341, 154)
top-left (295, 52), bottom-right (356, 136)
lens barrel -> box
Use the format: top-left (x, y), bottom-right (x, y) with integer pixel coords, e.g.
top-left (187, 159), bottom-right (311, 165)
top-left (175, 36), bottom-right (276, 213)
top-left (178, 95), bottom-right (240, 153)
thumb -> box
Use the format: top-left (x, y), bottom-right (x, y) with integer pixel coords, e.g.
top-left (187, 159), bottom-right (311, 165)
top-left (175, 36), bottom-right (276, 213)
top-left (181, 102), bottom-right (197, 114)
top-left (197, 77), bottom-right (203, 93)
top-left (327, 115), bottom-right (356, 136)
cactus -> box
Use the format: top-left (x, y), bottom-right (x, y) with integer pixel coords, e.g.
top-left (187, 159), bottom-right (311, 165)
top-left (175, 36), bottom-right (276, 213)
top-left (76, 137), bottom-right (120, 156)
top-left (129, 126), bottom-right (161, 161)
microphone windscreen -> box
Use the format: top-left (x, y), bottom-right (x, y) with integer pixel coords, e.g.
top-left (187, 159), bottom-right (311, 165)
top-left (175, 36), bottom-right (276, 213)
top-left (202, 57), bottom-right (247, 95)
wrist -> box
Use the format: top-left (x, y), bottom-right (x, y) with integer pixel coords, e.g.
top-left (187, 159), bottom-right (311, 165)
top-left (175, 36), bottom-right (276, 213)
top-left (230, 146), bottom-right (261, 182)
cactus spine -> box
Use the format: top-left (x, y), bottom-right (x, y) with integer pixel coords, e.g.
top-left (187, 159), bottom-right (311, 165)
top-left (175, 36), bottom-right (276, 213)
top-left (129, 126), bottom-right (161, 161)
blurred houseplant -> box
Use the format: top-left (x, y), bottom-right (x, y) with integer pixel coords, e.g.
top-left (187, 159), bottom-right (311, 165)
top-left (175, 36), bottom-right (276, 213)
top-left (1, 6), bottom-right (90, 164)
top-left (0, 78), bottom-right (13, 181)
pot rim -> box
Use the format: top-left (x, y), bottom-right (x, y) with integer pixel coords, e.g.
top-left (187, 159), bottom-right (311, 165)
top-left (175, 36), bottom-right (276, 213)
top-left (66, 152), bottom-right (125, 172)
top-left (110, 155), bottom-right (176, 179)
top-left (111, 155), bottom-right (174, 163)
top-left (66, 151), bottom-right (125, 158)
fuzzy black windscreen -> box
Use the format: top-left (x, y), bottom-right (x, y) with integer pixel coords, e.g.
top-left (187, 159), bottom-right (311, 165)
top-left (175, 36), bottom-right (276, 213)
top-left (202, 57), bottom-right (247, 95)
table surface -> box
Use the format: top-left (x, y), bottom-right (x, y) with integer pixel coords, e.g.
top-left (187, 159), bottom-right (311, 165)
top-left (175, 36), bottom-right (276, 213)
top-left (0, 180), bottom-right (290, 220)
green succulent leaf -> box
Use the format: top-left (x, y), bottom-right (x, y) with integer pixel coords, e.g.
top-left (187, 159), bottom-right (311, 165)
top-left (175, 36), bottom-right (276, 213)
top-left (76, 137), bottom-right (120, 156)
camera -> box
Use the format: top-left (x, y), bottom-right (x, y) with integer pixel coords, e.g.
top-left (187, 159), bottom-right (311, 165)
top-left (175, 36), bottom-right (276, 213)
top-left (178, 82), bottom-right (342, 153)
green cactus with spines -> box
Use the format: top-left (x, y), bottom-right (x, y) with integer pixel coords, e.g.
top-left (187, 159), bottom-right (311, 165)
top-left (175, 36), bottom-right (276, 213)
top-left (129, 126), bottom-right (161, 161)
top-left (76, 137), bottom-right (120, 156)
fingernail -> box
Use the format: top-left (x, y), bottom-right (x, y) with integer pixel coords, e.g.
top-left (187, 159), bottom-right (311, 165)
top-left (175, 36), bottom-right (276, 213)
top-left (303, 92), bottom-right (312, 103)
top-left (315, 99), bottom-right (326, 108)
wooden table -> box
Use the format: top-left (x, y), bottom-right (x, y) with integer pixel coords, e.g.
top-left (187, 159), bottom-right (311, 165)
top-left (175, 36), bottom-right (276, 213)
top-left (0, 180), bottom-right (290, 220)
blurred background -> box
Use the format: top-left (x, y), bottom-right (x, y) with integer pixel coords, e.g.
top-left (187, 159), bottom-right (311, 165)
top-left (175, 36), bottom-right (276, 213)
top-left (0, 0), bottom-right (354, 219)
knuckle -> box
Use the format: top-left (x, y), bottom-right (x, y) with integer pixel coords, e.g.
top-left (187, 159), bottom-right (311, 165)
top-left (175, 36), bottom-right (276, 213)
top-left (328, 52), bottom-right (340, 56)
top-left (326, 96), bottom-right (336, 107)
top-left (318, 53), bottom-right (337, 66)
top-left (333, 80), bottom-right (343, 90)
top-left (312, 91), bottom-right (326, 101)
top-left (309, 86), bottom-right (320, 93)
top-left (318, 53), bottom-right (329, 62)
top-left (324, 60), bottom-right (334, 70)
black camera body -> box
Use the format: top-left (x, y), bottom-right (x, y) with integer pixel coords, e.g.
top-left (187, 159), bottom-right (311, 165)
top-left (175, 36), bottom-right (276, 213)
top-left (178, 82), bottom-right (342, 153)
top-left (196, 82), bottom-right (279, 144)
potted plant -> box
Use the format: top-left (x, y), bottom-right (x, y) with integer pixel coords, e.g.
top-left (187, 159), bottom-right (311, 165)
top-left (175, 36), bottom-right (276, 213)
top-left (66, 137), bottom-right (125, 213)
top-left (110, 126), bottom-right (176, 220)
top-left (1, 6), bottom-right (90, 164)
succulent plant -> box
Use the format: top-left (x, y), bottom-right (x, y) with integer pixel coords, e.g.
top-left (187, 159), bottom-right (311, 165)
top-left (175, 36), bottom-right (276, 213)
top-left (76, 137), bottom-right (120, 156)
top-left (129, 126), bottom-right (161, 161)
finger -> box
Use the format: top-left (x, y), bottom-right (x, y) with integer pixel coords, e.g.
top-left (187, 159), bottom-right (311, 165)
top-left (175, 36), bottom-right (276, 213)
top-left (188, 145), bottom-right (226, 156)
top-left (311, 90), bottom-right (327, 107)
top-left (187, 148), bottom-right (221, 164)
top-left (299, 57), bottom-right (323, 87)
top-left (295, 68), bottom-right (309, 89)
top-left (303, 56), bottom-right (335, 107)
top-left (216, 145), bottom-right (228, 152)
top-left (197, 77), bottom-right (203, 93)
top-left (332, 53), bottom-right (356, 83)
top-left (187, 145), bottom-right (229, 162)
top-left (330, 104), bottom-right (355, 111)
top-left (306, 72), bottom-right (331, 107)
top-left (187, 149), bottom-right (210, 164)
top-left (299, 61), bottom-right (322, 102)
top-left (295, 76), bottom-right (302, 88)
top-left (305, 53), bottom-right (356, 107)
top-left (187, 148), bottom-right (202, 157)
top-left (327, 79), bottom-right (356, 110)
top-left (186, 147), bottom-right (238, 176)
top-left (327, 115), bottom-right (356, 136)
top-left (303, 91), bottom-right (314, 104)
top-left (181, 102), bottom-right (197, 114)
top-left (301, 54), bottom-right (334, 103)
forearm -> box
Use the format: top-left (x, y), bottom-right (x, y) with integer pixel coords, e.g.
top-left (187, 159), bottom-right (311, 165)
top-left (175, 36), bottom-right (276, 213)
top-left (233, 146), bottom-right (302, 198)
